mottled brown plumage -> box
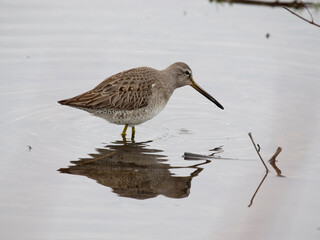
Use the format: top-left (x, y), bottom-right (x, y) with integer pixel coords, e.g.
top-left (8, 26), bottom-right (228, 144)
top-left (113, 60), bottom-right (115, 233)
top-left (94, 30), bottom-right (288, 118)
top-left (59, 67), bottom-right (157, 110)
top-left (58, 62), bottom-right (224, 138)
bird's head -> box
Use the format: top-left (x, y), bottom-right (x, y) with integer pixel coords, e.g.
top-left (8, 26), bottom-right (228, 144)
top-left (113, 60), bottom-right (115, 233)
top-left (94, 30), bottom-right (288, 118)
top-left (167, 62), bottom-right (224, 110)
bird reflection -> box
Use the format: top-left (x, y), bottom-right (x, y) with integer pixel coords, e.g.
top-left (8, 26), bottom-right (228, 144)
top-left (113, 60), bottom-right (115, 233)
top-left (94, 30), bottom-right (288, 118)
top-left (58, 140), bottom-right (210, 199)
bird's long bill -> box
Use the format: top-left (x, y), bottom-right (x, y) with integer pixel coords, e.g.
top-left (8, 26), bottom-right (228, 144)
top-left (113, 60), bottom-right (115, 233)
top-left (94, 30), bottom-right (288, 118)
top-left (190, 80), bottom-right (224, 110)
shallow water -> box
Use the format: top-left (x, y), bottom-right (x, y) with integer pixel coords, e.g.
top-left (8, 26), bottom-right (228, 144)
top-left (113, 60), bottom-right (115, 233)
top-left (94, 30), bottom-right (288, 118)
top-left (1, 0), bottom-right (320, 239)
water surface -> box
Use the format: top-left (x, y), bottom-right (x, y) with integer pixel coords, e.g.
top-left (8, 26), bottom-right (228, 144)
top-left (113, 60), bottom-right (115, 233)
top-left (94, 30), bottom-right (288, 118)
top-left (1, 0), bottom-right (320, 239)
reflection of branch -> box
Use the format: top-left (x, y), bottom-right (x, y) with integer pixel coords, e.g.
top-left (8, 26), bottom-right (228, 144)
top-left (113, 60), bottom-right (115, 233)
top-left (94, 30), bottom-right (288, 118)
top-left (283, 4), bottom-right (320, 28)
top-left (269, 147), bottom-right (284, 176)
top-left (248, 132), bottom-right (269, 172)
top-left (248, 171), bottom-right (268, 207)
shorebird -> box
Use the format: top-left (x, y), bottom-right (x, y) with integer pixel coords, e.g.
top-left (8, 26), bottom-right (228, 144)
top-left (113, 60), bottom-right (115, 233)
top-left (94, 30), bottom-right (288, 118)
top-left (58, 62), bottom-right (224, 139)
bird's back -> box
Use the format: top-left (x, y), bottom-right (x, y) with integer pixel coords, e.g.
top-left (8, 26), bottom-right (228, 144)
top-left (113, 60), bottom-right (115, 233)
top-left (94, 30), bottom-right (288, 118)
top-left (58, 67), bottom-right (161, 111)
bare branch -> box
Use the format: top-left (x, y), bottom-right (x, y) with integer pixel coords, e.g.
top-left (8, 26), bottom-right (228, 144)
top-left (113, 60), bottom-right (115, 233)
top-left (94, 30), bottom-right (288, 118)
top-left (283, 6), bottom-right (320, 28)
top-left (301, 1), bottom-right (314, 22)
top-left (211, 0), bottom-right (311, 9)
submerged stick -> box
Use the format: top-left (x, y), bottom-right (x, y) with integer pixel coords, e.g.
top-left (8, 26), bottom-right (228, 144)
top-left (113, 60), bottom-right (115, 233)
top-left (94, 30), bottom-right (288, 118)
top-left (248, 132), bottom-right (269, 172)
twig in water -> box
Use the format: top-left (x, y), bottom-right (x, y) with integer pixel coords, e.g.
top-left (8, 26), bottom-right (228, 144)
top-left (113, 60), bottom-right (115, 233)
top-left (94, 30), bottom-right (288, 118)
top-left (269, 147), bottom-right (284, 176)
top-left (248, 132), bottom-right (269, 172)
top-left (247, 138), bottom-right (284, 207)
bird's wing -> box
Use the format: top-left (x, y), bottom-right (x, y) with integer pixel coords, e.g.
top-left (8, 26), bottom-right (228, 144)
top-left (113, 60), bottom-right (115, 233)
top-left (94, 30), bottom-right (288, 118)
top-left (58, 67), bottom-right (156, 110)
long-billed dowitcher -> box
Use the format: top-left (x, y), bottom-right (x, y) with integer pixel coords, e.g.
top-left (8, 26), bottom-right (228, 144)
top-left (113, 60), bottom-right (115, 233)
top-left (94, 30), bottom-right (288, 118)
top-left (58, 62), bottom-right (224, 138)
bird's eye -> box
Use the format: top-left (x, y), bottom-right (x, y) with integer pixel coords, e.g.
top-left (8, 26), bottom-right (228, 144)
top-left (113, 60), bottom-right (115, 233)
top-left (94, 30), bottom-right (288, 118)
top-left (184, 70), bottom-right (191, 76)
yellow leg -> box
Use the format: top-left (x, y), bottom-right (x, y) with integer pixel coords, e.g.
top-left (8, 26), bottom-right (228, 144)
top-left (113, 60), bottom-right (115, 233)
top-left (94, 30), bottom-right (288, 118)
top-left (121, 124), bottom-right (129, 137)
top-left (131, 126), bottom-right (135, 139)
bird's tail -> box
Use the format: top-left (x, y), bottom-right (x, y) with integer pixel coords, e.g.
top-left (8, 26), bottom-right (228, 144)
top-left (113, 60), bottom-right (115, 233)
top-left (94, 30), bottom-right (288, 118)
top-left (57, 99), bottom-right (69, 105)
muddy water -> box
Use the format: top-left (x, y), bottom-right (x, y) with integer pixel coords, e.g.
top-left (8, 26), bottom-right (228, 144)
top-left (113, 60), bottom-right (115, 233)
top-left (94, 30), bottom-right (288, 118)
top-left (0, 0), bottom-right (320, 239)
